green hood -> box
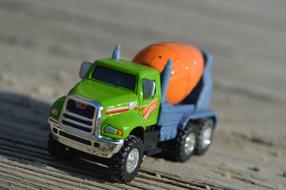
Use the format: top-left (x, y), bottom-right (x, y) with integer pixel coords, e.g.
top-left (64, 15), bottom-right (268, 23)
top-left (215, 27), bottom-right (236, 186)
top-left (70, 79), bottom-right (138, 108)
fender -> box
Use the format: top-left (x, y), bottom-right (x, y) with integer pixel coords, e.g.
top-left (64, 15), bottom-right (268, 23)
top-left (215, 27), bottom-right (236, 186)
top-left (178, 109), bottom-right (217, 130)
top-left (49, 96), bottom-right (66, 121)
top-left (101, 110), bottom-right (145, 139)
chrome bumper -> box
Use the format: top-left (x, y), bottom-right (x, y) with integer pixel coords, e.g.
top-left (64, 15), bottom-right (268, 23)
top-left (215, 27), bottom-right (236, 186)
top-left (48, 117), bottom-right (123, 158)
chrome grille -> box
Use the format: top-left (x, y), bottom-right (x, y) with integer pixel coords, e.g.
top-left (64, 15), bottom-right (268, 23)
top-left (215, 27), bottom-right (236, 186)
top-left (61, 97), bottom-right (96, 133)
top-left (66, 99), bottom-right (95, 118)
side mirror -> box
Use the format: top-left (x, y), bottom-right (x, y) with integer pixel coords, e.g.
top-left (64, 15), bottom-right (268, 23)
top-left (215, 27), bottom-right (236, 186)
top-left (79, 61), bottom-right (91, 79)
top-left (143, 79), bottom-right (156, 99)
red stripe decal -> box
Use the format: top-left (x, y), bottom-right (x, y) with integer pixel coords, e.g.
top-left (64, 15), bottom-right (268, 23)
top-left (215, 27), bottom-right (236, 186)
top-left (143, 98), bottom-right (158, 120)
top-left (106, 99), bottom-right (158, 119)
top-left (106, 107), bottom-right (129, 114)
top-left (106, 106), bottom-right (139, 114)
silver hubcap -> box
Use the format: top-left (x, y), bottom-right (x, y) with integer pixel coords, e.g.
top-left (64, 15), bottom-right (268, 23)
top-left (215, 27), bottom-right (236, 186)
top-left (184, 132), bottom-right (196, 155)
top-left (201, 126), bottom-right (212, 148)
top-left (126, 148), bottom-right (139, 174)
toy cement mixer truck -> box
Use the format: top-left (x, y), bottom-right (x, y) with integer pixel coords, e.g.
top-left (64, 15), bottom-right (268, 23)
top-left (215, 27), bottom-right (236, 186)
top-left (48, 42), bottom-right (217, 183)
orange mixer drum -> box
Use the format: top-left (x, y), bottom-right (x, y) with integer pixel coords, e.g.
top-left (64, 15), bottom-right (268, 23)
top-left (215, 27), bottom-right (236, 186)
top-left (133, 42), bottom-right (204, 104)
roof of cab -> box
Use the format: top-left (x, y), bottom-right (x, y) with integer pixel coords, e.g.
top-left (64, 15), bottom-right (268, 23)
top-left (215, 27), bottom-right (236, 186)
top-left (95, 58), bottom-right (159, 76)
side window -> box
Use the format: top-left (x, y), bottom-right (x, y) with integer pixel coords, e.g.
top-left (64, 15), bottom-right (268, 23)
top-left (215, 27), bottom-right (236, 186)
top-left (142, 79), bottom-right (156, 99)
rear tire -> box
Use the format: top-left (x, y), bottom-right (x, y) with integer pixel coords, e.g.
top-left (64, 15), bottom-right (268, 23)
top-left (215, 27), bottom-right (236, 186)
top-left (48, 134), bottom-right (76, 160)
top-left (195, 119), bottom-right (214, 155)
top-left (111, 135), bottom-right (143, 183)
top-left (170, 122), bottom-right (197, 162)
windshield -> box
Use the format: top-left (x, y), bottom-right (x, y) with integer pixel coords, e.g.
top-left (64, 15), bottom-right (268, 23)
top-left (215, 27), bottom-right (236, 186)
top-left (91, 66), bottom-right (136, 91)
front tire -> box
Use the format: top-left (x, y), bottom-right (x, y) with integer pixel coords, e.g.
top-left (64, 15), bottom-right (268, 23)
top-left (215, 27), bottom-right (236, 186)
top-left (111, 135), bottom-right (143, 183)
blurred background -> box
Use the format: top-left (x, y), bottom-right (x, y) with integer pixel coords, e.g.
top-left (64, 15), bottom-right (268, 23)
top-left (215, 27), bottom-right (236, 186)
top-left (0, 0), bottom-right (285, 189)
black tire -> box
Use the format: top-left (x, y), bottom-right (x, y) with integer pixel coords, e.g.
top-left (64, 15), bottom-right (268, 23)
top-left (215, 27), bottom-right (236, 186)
top-left (195, 119), bottom-right (214, 156)
top-left (170, 122), bottom-right (197, 162)
top-left (111, 135), bottom-right (143, 183)
top-left (48, 134), bottom-right (76, 160)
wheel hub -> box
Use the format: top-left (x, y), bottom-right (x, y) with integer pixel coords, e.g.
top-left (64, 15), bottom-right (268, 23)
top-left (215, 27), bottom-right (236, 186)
top-left (201, 127), bottom-right (212, 148)
top-left (184, 133), bottom-right (196, 155)
top-left (126, 148), bottom-right (139, 174)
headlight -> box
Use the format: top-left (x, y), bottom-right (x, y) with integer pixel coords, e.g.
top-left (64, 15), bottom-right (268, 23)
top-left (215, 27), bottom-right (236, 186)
top-left (104, 125), bottom-right (123, 136)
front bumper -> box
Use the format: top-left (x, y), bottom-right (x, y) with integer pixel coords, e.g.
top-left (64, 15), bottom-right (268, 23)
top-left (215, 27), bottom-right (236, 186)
top-left (48, 117), bottom-right (123, 158)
